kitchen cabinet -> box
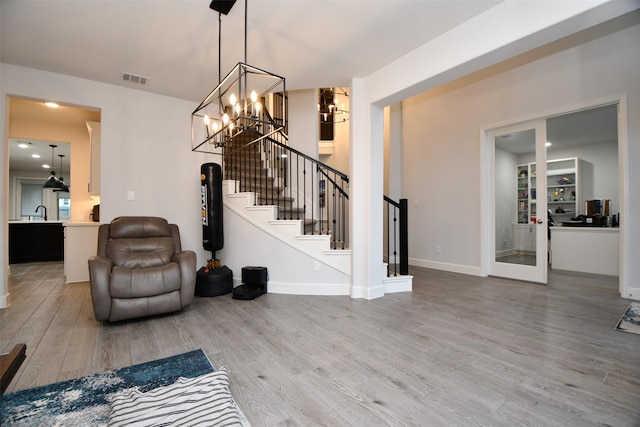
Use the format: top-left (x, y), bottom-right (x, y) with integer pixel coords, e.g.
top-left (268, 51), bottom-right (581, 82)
top-left (9, 222), bottom-right (64, 264)
top-left (516, 157), bottom-right (592, 224)
top-left (551, 227), bottom-right (618, 275)
top-left (87, 121), bottom-right (101, 197)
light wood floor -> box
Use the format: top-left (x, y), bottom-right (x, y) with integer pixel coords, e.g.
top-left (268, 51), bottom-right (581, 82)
top-left (2, 262), bottom-right (639, 426)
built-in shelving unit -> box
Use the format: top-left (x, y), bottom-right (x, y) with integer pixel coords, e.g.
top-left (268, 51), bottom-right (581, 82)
top-left (516, 157), bottom-right (591, 224)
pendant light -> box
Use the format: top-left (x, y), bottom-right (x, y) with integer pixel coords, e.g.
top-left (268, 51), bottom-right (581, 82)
top-left (43, 144), bottom-right (60, 188)
top-left (53, 154), bottom-right (69, 192)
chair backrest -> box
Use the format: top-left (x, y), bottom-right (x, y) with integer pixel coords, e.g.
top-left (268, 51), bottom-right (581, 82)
top-left (104, 217), bottom-right (176, 269)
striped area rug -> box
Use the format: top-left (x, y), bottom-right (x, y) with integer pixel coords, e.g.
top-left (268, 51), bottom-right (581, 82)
top-left (0, 349), bottom-right (249, 426)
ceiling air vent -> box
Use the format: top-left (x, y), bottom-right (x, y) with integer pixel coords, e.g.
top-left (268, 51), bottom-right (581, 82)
top-left (121, 72), bottom-right (149, 85)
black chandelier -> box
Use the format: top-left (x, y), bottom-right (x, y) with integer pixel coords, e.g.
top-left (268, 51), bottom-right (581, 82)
top-left (191, 0), bottom-right (287, 154)
top-left (319, 88), bottom-right (349, 141)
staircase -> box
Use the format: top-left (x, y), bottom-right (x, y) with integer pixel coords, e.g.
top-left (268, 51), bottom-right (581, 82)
top-left (223, 130), bottom-right (308, 226)
top-left (219, 127), bottom-right (412, 296)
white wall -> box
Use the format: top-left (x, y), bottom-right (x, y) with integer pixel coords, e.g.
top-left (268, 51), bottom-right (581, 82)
top-left (1, 64), bottom-right (214, 306)
top-left (287, 89), bottom-right (317, 157)
top-left (401, 20), bottom-right (639, 295)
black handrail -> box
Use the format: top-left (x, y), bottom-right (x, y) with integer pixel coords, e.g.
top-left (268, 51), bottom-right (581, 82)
top-left (222, 124), bottom-right (350, 249)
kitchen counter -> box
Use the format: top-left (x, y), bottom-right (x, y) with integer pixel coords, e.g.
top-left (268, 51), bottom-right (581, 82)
top-left (550, 226), bottom-right (619, 275)
top-left (8, 221), bottom-right (64, 264)
top-left (9, 220), bottom-right (66, 224)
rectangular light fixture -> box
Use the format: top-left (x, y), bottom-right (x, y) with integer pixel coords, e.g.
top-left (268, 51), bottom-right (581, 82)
top-left (209, 0), bottom-right (237, 15)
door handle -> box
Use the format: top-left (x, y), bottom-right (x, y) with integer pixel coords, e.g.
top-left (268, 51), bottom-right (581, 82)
top-left (537, 219), bottom-right (544, 224)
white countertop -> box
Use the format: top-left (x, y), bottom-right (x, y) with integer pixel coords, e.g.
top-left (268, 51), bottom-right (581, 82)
top-left (9, 220), bottom-right (66, 224)
top-left (63, 222), bottom-right (101, 227)
top-left (552, 226), bottom-right (619, 232)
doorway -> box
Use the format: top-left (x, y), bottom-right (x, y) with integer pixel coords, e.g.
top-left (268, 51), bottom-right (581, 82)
top-left (483, 100), bottom-right (624, 288)
top-left (7, 96), bottom-right (101, 223)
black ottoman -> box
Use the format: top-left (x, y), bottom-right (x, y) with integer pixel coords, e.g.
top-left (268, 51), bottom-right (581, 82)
top-left (195, 265), bottom-right (233, 297)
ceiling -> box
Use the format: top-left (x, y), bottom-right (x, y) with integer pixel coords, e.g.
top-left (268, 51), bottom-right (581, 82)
top-left (8, 98), bottom-right (100, 172)
top-left (0, 0), bottom-right (501, 102)
top-left (495, 104), bottom-right (619, 155)
top-left (2, 1), bottom-right (622, 172)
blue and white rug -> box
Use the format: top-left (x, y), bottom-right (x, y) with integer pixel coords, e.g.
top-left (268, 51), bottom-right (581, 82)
top-left (0, 349), bottom-right (249, 426)
top-left (616, 302), bottom-right (640, 335)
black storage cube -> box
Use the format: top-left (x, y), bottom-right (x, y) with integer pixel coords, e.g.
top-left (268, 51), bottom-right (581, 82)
top-left (233, 266), bottom-right (268, 300)
top-left (195, 265), bottom-right (233, 297)
top-left (242, 266), bottom-right (268, 285)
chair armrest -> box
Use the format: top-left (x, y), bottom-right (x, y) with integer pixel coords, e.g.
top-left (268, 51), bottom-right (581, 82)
top-left (88, 255), bottom-right (113, 321)
top-left (172, 250), bottom-right (196, 307)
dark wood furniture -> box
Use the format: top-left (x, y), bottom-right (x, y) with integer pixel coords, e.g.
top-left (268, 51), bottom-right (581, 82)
top-left (1, 343), bottom-right (27, 395)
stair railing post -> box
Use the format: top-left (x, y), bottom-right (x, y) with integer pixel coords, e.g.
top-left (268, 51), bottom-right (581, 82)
top-left (399, 198), bottom-right (409, 275)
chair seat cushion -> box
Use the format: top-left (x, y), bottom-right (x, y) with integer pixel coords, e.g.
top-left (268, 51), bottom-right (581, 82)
top-left (110, 263), bottom-right (182, 298)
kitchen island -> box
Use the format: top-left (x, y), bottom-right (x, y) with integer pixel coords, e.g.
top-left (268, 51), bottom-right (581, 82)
top-left (550, 226), bottom-right (619, 276)
top-left (8, 221), bottom-right (65, 264)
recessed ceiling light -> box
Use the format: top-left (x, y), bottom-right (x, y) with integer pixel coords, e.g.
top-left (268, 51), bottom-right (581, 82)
top-left (32, 154), bottom-right (41, 159)
top-left (42, 164), bottom-right (50, 169)
top-left (18, 142), bottom-right (29, 149)
top-left (545, 142), bottom-right (552, 147)
top-left (44, 102), bottom-right (60, 108)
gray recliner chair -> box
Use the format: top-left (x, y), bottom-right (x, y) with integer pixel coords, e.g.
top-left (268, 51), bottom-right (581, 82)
top-left (88, 216), bottom-right (196, 322)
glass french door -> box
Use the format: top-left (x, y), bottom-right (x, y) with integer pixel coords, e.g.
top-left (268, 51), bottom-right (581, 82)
top-left (489, 120), bottom-right (548, 284)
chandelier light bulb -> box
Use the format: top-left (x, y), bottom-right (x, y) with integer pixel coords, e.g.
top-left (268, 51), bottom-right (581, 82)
top-left (255, 102), bottom-right (261, 113)
top-left (212, 122), bottom-right (219, 132)
top-left (229, 93), bottom-right (237, 106)
top-left (223, 113), bottom-right (230, 124)
top-left (204, 115), bottom-right (211, 125)
top-left (229, 122), bottom-right (235, 131)
top-left (250, 90), bottom-right (258, 103)
top-left (235, 103), bottom-right (241, 115)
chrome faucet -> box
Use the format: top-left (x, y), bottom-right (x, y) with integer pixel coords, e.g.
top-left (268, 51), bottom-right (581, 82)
top-left (35, 205), bottom-right (47, 221)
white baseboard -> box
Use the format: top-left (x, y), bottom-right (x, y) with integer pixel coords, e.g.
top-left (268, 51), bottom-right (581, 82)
top-left (624, 286), bottom-right (640, 301)
top-left (383, 275), bottom-right (413, 293)
top-left (233, 277), bottom-right (351, 296)
top-left (409, 257), bottom-right (482, 277)
top-left (351, 284), bottom-right (386, 300)
top-left (0, 292), bottom-right (9, 308)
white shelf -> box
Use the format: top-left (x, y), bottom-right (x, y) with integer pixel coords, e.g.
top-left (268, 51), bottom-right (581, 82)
top-left (516, 157), bottom-right (591, 224)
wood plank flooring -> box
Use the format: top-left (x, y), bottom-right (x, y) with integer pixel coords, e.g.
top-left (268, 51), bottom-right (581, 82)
top-left (2, 262), bottom-right (639, 426)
